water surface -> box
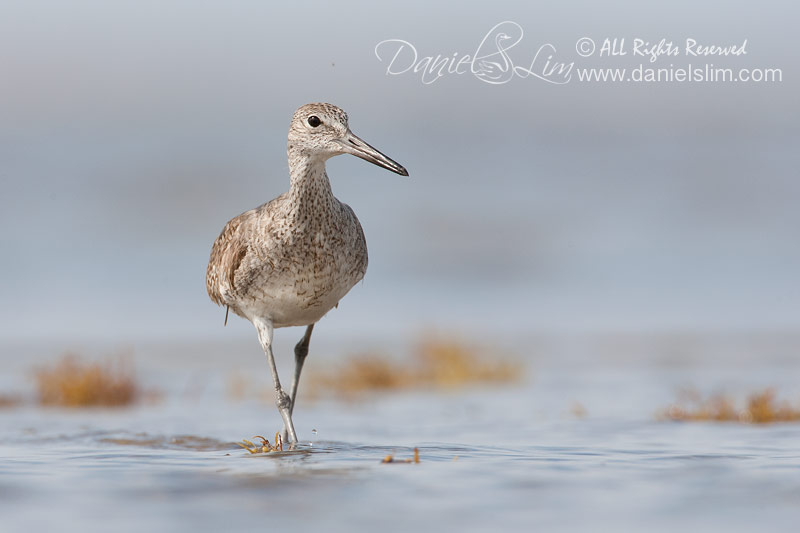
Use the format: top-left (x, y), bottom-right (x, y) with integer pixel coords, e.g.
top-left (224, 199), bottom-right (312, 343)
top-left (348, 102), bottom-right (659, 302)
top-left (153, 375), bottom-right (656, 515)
top-left (3, 337), bottom-right (800, 532)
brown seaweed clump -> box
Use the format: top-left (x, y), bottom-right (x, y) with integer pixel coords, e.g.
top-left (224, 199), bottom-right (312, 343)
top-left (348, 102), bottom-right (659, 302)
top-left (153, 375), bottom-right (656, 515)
top-left (307, 337), bottom-right (522, 398)
top-left (660, 388), bottom-right (800, 424)
top-left (381, 447), bottom-right (420, 464)
top-left (0, 393), bottom-right (22, 408)
top-left (34, 354), bottom-right (138, 407)
top-left (238, 433), bottom-right (284, 454)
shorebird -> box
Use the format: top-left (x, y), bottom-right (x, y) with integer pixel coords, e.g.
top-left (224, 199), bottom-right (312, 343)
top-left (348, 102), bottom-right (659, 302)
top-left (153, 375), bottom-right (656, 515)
top-left (206, 103), bottom-right (408, 444)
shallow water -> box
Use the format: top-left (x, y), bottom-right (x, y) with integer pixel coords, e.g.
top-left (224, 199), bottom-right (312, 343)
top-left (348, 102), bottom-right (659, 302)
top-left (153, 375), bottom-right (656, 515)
top-left (3, 337), bottom-right (800, 532)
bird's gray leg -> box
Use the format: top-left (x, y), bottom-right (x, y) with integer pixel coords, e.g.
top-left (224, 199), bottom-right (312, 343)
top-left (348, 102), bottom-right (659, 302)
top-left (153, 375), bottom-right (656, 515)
top-left (281, 324), bottom-right (314, 442)
top-left (254, 318), bottom-right (298, 444)
top-left (289, 324), bottom-right (314, 415)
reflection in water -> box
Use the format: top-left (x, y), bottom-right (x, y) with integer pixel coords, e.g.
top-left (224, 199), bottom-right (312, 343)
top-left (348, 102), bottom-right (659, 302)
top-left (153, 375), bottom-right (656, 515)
top-left (99, 433), bottom-right (233, 452)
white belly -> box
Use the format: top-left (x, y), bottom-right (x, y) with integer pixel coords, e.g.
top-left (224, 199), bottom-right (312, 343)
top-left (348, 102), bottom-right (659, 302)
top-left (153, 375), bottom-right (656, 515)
top-left (260, 283), bottom-right (353, 327)
top-left (234, 264), bottom-right (361, 328)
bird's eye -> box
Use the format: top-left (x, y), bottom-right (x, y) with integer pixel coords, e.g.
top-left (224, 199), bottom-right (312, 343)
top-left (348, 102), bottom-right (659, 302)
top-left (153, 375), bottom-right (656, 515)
top-left (307, 116), bottom-right (321, 127)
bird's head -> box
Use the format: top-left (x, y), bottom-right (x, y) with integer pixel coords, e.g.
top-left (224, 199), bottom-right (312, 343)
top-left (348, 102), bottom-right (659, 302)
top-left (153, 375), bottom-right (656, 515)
top-left (288, 103), bottom-right (408, 176)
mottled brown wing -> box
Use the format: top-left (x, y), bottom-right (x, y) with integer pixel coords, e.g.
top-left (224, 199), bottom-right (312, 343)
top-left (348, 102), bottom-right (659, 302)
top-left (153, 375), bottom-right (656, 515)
top-left (342, 202), bottom-right (368, 281)
top-left (206, 213), bottom-right (251, 307)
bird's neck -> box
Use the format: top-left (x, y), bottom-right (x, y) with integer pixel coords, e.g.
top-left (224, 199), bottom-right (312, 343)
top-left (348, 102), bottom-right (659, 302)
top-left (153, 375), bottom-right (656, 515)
top-left (287, 148), bottom-right (335, 212)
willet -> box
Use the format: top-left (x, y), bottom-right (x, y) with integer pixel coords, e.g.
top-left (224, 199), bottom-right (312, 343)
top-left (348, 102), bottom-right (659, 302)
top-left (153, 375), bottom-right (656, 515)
top-left (206, 103), bottom-right (408, 444)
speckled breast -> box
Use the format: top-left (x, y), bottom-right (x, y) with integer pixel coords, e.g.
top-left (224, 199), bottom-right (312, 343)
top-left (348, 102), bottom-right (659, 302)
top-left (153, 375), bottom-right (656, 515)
top-left (238, 204), bottom-right (368, 328)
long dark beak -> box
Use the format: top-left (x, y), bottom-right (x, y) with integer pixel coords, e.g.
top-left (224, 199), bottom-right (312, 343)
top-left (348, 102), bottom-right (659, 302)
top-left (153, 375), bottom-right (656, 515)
top-left (339, 131), bottom-right (409, 176)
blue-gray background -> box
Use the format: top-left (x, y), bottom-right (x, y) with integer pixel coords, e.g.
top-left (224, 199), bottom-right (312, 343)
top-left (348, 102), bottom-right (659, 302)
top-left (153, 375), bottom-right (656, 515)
top-left (2, 0), bottom-right (798, 346)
